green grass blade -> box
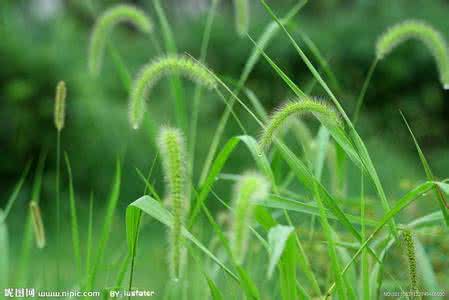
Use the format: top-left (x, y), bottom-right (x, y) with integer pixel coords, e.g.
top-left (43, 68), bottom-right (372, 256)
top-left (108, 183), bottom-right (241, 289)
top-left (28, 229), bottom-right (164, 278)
top-left (2, 160), bottom-right (31, 221)
top-left (190, 135), bottom-right (276, 227)
top-left (0, 210), bottom-right (8, 290)
top-left (64, 153), bottom-right (81, 271)
top-left (414, 236), bottom-right (441, 293)
top-left (17, 151), bottom-right (46, 286)
top-left (352, 59), bottom-right (378, 124)
top-left (85, 193), bottom-right (94, 275)
top-left (326, 181), bottom-right (435, 296)
top-left (204, 273), bottom-right (224, 300)
top-left (257, 0), bottom-right (397, 237)
top-left (401, 112), bottom-right (449, 227)
top-left (267, 225), bottom-right (294, 279)
top-left (313, 181), bottom-right (347, 300)
top-left (86, 160), bottom-right (121, 290)
top-left (277, 231), bottom-right (298, 300)
top-left (360, 174), bottom-right (370, 300)
top-left (127, 195), bottom-right (238, 281)
top-left (197, 1), bottom-right (307, 185)
top-left (257, 194), bottom-right (377, 227)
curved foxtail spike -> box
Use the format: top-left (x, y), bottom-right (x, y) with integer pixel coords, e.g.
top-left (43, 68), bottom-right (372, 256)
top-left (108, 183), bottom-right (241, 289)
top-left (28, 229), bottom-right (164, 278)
top-left (88, 4), bottom-right (152, 75)
top-left (234, 0), bottom-right (249, 37)
top-left (54, 81), bottom-right (66, 131)
top-left (157, 126), bottom-right (189, 280)
top-left (129, 55), bottom-right (217, 129)
top-left (376, 20), bottom-right (449, 89)
top-left (30, 202), bottom-right (46, 249)
top-left (258, 97), bottom-right (341, 152)
top-left (229, 172), bottom-right (270, 264)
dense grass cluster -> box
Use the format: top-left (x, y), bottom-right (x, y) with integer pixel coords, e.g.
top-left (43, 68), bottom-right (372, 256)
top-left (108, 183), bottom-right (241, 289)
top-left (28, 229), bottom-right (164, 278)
top-left (2, 1), bottom-right (449, 300)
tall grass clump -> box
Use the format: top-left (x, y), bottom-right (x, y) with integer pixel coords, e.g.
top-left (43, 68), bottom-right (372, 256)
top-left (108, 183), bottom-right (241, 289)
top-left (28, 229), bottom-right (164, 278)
top-left (88, 4), bottom-right (153, 75)
top-left (258, 97), bottom-right (340, 151)
top-left (376, 20), bottom-right (449, 89)
top-left (129, 55), bottom-right (217, 129)
top-left (30, 202), bottom-right (46, 249)
top-left (157, 127), bottom-right (189, 280)
top-left (229, 172), bottom-right (270, 264)
top-left (233, 0), bottom-right (250, 36)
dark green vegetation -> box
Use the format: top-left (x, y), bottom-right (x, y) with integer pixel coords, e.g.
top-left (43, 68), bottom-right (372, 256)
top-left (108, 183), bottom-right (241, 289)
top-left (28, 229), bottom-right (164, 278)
top-left (1, 0), bottom-right (449, 299)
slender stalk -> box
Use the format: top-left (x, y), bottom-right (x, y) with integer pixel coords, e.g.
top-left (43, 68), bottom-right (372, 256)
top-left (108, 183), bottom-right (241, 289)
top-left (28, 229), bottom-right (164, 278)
top-left (360, 173), bottom-right (370, 300)
top-left (352, 58), bottom-right (378, 124)
top-left (55, 130), bottom-right (61, 286)
top-left (189, 0), bottom-right (220, 183)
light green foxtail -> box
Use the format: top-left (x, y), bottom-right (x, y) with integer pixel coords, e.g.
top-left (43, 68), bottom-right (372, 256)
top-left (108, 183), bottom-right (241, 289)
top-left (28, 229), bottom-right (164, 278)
top-left (157, 127), bottom-right (189, 280)
top-left (258, 97), bottom-right (340, 152)
top-left (230, 172), bottom-right (270, 264)
top-left (88, 4), bottom-right (152, 75)
top-left (376, 20), bottom-right (449, 89)
top-left (54, 81), bottom-right (66, 131)
top-left (402, 229), bottom-right (419, 293)
top-left (129, 55), bottom-right (217, 129)
top-left (234, 0), bottom-right (249, 37)
top-left (30, 202), bottom-right (46, 249)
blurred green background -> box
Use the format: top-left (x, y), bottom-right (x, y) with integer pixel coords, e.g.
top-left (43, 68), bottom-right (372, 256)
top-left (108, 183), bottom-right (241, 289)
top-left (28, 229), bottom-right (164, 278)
top-left (2, 0), bottom-right (449, 294)
top-left (2, 0), bottom-right (448, 209)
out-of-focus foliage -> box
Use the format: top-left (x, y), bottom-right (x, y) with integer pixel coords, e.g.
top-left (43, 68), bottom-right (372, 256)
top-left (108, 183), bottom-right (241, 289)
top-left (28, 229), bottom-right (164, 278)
top-left (1, 0), bottom-right (448, 209)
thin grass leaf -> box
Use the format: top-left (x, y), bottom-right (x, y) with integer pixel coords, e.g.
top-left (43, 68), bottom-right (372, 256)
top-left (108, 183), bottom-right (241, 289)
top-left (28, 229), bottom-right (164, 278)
top-left (1, 161), bottom-right (31, 222)
top-left (64, 153), bottom-right (81, 271)
top-left (0, 210), bottom-right (8, 290)
top-left (326, 181), bottom-right (435, 297)
top-left (401, 112), bottom-right (449, 227)
top-left (127, 195), bottom-right (238, 281)
top-left (86, 160), bottom-right (121, 290)
top-left (414, 236), bottom-right (441, 293)
top-left (277, 231), bottom-right (298, 300)
top-left (204, 273), bottom-right (224, 300)
top-left (17, 151), bottom-right (46, 286)
top-left (266, 225), bottom-right (294, 279)
top-left (85, 193), bottom-right (94, 275)
top-left (190, 135), bottom-right (276, 227)
top-left (256, 0), bottom-right (398, 237)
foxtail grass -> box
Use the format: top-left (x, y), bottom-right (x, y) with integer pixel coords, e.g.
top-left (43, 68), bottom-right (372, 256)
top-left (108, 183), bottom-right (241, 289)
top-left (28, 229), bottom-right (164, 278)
top-left (29, 202), bottom-right (46, 249)
top-left (157, 127), bottom-right (189, 280)
top-left (88, 4), bottom-right (152, 75)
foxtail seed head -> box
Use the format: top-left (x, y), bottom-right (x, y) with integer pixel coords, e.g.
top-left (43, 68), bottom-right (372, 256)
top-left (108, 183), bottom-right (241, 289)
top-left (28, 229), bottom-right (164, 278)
top-left (129, 55), bottom-right (217, 129)
top-left (376, 20), bottom-right (449, 88)
top-left (30, 202), bottom-right (46, 249)
top-left (402, 229), bottom-right (418, 292)
top-left (157, 126), bottom-right (189, 280)
top-left (234, 0), bottom-right (249, 37)
top-left (54, 81), bottom-right (66, 131)
top-left (230, 172), bottom-right (270, 264)
top-left (88, 4), bottom-right (152, 75)
top-left (258, 97), bottom-right (340, 152)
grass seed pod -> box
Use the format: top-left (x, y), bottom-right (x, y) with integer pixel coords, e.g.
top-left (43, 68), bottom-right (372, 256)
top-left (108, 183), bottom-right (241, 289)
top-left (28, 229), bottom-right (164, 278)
top-left (376, 20), bottom-right (449, 89)
top-left (157, 127), bottom-right (189, 280)
top-left (403, 229), bottom-right (418, 293)
top-left (88, 4), bottom-right (152, 75)
top-left (258, 97), bottom-right (340, 152)
top-left (30, 202), bottom-right (46, 249)
top-left (54, 81), bottom-right (66, 131)
top-left (230, 172), bottom-right (270, 264)
top-left (129, 55), bottom-right (217, 129)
